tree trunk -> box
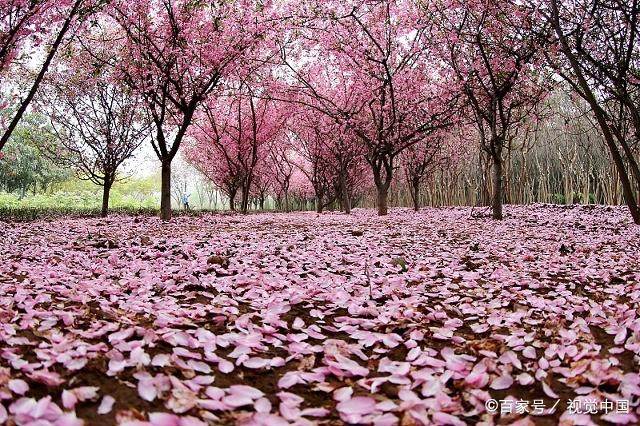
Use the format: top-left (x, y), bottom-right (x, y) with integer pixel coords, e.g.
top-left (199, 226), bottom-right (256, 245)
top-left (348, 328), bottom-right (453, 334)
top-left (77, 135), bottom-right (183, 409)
top-left (377, 185), bottom-right (388, 216)
top-left (101, 181), bottom-right (112, 218)
top-left (229, 190), bottom-right (237, 212)
top-left (491, 156), bottom-right (503, 220)
top-left (160, 160), bottom-right (172, 221)
top-left (412, 181), bottom-right (420, 212)
top-left (479, 151), bottom-right (491, 206)
top-left (259, 195), bottom-right (265, 210)
top-left (339, 170), bottom-right (351, 214)
top-left (316, 193), bottom-right (324, 213)
top-left (612, 156), bottom-right (640, 223)
top-left (240, 187), bottom-right (249, 214)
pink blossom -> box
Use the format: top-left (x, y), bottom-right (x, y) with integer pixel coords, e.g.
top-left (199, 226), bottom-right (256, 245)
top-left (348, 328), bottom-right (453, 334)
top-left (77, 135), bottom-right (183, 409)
top-left (337, 396), bottom-right (377, 415)
top-left (98, 395), bottom-right (116, 415)
top-left (490, 374), bottom-right (514, 390)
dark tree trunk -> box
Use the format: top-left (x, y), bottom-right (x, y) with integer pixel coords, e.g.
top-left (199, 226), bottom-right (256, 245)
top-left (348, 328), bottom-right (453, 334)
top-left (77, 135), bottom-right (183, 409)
top-left (339, 170), bottom-right (351, 214)
top-left (316, 193), bottom-right (324, 213)
top-left (229, 190), bottom-right (237, 212)
top-left (101, 180), bottom-right (112, 218)
top-left (412, 180), bottom-right (420, 212)
top-left (377, 185), bottom-right (388, 216)
top-left (160, 160), bottom-right (172, 221)
top-left (371, 155), bottom-right (394, 216)
top-left (240, 185), bottom-right (250, 214)
top-left (491, 155), bottom-right (503, 220)
top-left (479, 150), bottom-right (491, 206)
top-left (611, 151), bottom-right (640, 224)
top-left (259, 195), bottom-right (265, 210)
top-left (550, 0), bottom-right (640, 224)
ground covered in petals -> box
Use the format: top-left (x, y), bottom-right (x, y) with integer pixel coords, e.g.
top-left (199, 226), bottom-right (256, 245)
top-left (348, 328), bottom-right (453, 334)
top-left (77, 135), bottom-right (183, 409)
top-left (1, 205), bottom-right (639, 426)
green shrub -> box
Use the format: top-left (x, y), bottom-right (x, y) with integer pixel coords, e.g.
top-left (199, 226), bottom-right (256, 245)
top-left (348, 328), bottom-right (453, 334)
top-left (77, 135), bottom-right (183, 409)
top-left (0, 205), bottom-right (157, 221)
top-left (551, 193), bottom-right (566, 204)
top-left (0, 186), bottom-right (161, 221)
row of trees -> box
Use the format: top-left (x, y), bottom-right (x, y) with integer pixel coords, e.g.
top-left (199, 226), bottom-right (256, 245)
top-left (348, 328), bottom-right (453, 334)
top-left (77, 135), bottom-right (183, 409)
top-left (1, 0), bottom-right (639, 222)
top-left (181, 92), bottom-right (628, 213)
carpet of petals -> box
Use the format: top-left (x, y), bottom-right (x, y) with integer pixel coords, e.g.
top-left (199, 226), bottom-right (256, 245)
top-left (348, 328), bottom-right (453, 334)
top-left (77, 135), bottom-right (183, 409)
top-left (1, 205), bottom-right (639, 426)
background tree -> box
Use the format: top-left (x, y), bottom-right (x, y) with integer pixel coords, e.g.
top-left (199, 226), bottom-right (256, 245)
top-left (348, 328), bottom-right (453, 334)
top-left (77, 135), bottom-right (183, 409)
top-left (267, 134), bottom-right (296, 211)
top-left (0, 114), bottom-right (68, 196)
top-left (281, 0), bottom-right (456, 215)
top-left (290, 110), bottom-right (340, 213)
top-left (433, 0), bottom-right (549, 219)
top-left (250, 161), bottom-right (271, 210)
top-left (401, 132), bottom-right (448, 211)
top-left (185, 126), bottom-right (244, 212)
top-left (293, 117), bottom-right (368, 214)
top-left (39, 40), bottom-right (148, 217)
top-left (186, 84), bottom-right (286, 213)
top-left (110, 0), bottom-right (272, 220)
top-left (541, 0), bottom-right (640, 223)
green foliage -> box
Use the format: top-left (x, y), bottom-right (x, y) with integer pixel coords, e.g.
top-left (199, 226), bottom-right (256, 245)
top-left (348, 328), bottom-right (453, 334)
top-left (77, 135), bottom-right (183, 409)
top-left (1, 176), bottom-right (158, 207)
top-left (549, 192), bottom-right (597, 205)
top-left (0, 114), bottom-right (69, 195)
top-left (0, 189), bottom-right (155, 209)
top-left (551, 193), bottom-right (566, 204)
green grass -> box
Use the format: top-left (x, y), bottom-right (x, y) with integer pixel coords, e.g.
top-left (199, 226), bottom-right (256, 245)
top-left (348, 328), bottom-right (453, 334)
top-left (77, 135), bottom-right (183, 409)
top-left (0, 181), bottom-right (163, 220)
top-left (0, 190), bottom-right (157, 209)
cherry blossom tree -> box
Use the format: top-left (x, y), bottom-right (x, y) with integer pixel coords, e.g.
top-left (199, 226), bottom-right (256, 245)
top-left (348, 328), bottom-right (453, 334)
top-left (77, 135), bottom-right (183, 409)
top-left (1, 0), bottom-right (46, 73)
top-left (540, 0), bottom-right (640, 224)
top-left (432, 0), bottom-right (549, 219)
top-left (184, 114), bottom-right (242, 212)
top-left (187, 144), bottom-right (243, 212)
top-left (322, 127), bottom-right (367, 214)
top-left (39, 39), bottom-right (149, 217)
top-left (267, 133), bottom-right (297, 212)
top-left (110, 0), bottom-right (272, 220)
top-left (281, 0), bottom-right (456, 215)
top-left (250, 160), bottom-right (271, 210)
top-left (287, 166), bottom-right (314, 210)
top-left (289, 112), bottom-right (336, 213)
top-left (186, 83), bottom-right (286, 213)
top-left (401, 133), bottom-right (445, 212)
top-left (291, 106), bottom-right (368, 213)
